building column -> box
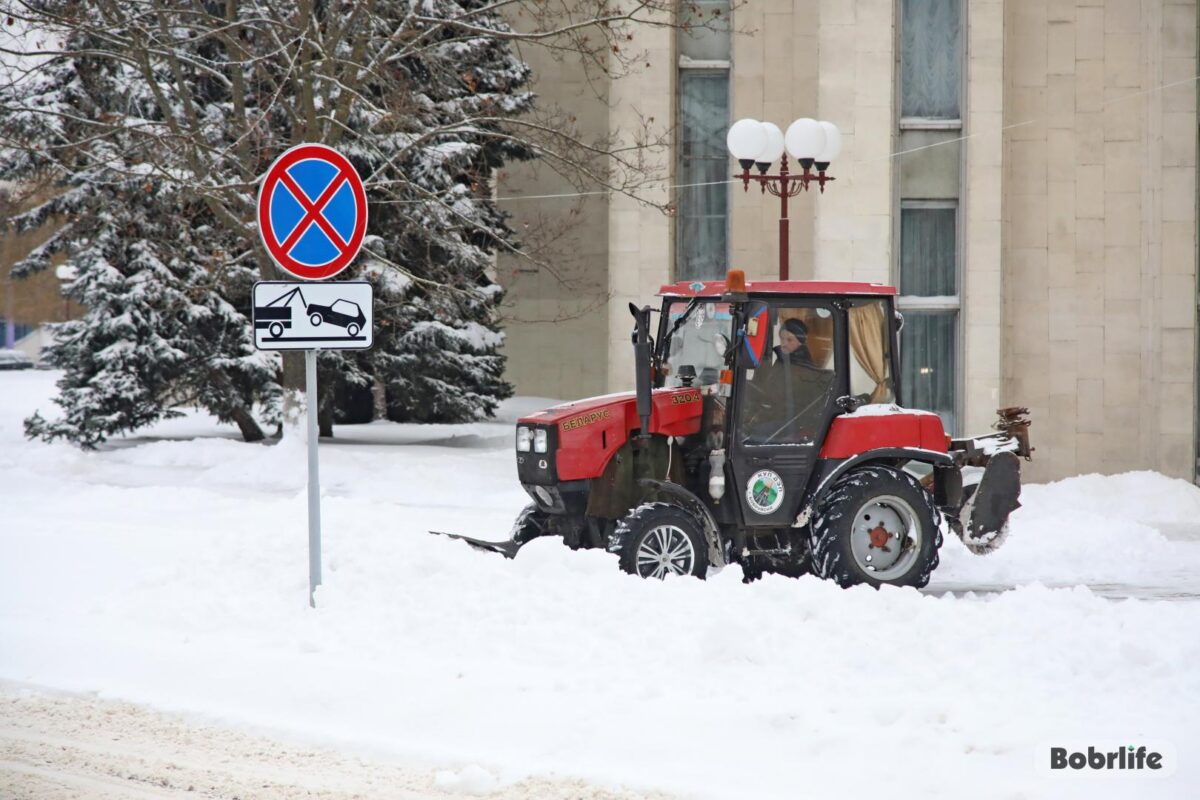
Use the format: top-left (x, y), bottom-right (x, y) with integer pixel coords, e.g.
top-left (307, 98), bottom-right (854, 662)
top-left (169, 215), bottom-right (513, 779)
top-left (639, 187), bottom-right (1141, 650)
top-left (815, 0), bottom-right (894, 285)
top-left (606, 18), bottom-right (674, 392)
top-left (962, 0), bottom-right (1005, 436)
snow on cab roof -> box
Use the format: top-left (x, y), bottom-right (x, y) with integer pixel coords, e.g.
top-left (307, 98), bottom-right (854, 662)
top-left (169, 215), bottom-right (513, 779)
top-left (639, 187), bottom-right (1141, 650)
top-left (658, 279), bottom-right (897, 297)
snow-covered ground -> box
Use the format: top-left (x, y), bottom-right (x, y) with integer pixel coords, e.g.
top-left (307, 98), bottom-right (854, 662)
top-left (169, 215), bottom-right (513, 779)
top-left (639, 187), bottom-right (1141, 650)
top-left (2, 370), bottom-right (1199, 798)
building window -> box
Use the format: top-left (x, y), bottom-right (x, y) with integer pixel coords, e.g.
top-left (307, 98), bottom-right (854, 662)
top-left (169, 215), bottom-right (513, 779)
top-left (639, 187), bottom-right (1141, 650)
top-left (896, 0), bottom-right (962, 434)
top-left (900, 0), bottom-right (962, 123)
top-left (677, 2), bottom-right (730, 282)
top-left (898, 202), bottom-right (959, 432)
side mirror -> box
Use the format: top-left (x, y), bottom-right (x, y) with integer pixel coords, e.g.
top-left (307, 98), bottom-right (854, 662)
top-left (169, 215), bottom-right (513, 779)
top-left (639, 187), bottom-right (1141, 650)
top-left (836, 395), bottom-right (863, 414)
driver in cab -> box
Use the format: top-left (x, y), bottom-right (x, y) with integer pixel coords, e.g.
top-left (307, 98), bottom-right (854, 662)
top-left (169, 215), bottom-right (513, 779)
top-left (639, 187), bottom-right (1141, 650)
top-left (745, 317), bottom-right (835, 443)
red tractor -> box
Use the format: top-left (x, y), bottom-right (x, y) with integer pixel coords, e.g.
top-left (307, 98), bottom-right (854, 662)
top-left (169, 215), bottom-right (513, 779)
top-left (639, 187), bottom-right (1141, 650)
top-left (437, 271), bottom-right (1031, 588)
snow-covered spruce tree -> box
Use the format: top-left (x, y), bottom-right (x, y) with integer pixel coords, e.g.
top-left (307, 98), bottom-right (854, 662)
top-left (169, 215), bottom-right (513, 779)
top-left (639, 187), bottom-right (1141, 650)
top-left (1, 1), bottom-right (705, 443)
top-left (21, 187), bottom-right (275, 447)
top-left (351, 0), bottom-right (535, 422)
top-left (1, 15), bottom-right (274, 446)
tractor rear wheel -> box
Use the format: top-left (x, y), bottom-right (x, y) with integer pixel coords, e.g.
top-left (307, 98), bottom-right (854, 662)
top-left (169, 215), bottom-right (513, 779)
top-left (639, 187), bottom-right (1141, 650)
top-left (614, 502), bottom-right (708, 580)
top-left (809, 465), bottom-right (942, 589)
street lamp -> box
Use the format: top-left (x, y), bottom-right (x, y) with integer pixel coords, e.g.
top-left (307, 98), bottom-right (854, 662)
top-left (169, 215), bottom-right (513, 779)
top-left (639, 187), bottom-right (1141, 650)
top-left (726, 117), bottom-right (841, 280)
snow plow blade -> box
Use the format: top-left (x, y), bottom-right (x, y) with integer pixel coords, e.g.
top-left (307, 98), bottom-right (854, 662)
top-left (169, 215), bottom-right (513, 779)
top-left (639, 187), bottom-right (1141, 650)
top-left (428, 531), bottom-right (525, 559)
top-left (959, 451), bottom-right (1022, 555)
top-left (429, 504), bottom-right (547, 559)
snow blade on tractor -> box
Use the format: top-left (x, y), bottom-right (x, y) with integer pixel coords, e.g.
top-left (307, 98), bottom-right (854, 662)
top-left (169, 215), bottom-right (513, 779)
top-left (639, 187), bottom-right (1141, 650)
top-left (428, 530), bottom-right (523, 558)
top-left (429, 503), bottom-right (547, 559)
top-left (947, 407), bottom-right (1032, 554)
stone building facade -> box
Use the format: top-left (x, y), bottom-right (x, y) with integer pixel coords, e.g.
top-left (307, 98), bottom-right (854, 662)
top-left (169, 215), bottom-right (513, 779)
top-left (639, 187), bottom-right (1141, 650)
top-left (496, 0), bottom-right (1199, 484)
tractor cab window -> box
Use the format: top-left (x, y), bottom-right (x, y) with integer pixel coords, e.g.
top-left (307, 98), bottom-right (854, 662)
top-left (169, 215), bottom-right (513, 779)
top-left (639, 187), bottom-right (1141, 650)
top-left (738, 303), bottom-right (837, 444)
top-left (662, 301), bottom-right (732, 388)
top-left (848, 299), bottom-right (895, 405)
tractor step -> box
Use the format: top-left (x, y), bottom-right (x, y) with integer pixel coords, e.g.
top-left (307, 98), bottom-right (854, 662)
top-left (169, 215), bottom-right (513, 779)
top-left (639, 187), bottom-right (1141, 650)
top-left (741, 546), bottom-right (793, 557)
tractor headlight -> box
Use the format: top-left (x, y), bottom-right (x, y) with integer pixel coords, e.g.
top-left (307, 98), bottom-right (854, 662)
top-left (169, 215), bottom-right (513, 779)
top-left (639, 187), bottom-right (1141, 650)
top-left (516, 426), bottom-right (532, 451)
top-left (533, 428), bottom-right (549, 453)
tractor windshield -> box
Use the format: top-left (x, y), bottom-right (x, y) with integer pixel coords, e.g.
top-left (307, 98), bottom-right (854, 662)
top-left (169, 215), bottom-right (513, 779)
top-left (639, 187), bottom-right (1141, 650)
top-left (662, 300), bottom-right (732, 388)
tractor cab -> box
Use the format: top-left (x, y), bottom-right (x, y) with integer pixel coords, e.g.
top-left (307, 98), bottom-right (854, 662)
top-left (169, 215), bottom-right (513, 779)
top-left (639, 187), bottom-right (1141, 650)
top-left (654, 275), bottom-right (921, 532)
top-left (434, 270), bottom-right (1032, 588)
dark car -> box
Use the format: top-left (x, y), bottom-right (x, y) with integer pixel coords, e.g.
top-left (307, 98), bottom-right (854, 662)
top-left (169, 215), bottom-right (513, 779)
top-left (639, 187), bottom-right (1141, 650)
top-left (0, 349), bottom-right (34, 370)
top-left (306, 299), bottom-right (366, 337)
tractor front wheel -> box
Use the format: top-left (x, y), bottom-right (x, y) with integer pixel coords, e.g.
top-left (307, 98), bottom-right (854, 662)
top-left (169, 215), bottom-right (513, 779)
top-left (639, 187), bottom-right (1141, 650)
top-left (614, 502), bottom-right (708, 580)
top-left (810, 466), bottom-right (942, 589)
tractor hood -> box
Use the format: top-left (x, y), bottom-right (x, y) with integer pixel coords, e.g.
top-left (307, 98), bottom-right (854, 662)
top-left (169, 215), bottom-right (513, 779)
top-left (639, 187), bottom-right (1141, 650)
top-left (518, 388), bottom-right (704, 481)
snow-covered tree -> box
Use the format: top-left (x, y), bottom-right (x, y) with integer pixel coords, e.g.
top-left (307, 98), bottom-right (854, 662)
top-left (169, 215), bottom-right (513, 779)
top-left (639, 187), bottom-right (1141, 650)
top-left (0, 0), bottom-right (713, 445)
top-left (22, 186), bottom-right (275, 446)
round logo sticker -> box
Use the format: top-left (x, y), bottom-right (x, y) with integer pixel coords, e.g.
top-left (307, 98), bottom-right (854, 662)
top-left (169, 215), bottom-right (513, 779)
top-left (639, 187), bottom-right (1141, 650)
top-left (746, 469), bottom-right (785, 515)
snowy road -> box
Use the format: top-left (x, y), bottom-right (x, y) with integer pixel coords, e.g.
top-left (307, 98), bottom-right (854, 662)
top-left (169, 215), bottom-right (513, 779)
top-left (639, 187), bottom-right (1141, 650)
top-left (0, 683), bottom-right (670, 799)
top-left (3, 370), bottom-right (1200, 799)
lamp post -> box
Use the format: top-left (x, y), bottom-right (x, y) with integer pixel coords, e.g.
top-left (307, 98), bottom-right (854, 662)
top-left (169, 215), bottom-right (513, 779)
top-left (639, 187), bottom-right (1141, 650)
top-left (726, 118), bottom-right (842, 281)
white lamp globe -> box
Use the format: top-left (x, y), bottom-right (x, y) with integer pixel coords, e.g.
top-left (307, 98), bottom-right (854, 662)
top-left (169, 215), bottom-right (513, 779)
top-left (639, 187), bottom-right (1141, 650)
top-left (727, 118), bottom-right (767, 161)
top-left (816, 121), bottom-right (842, 163)
top-left (755, 122), bottom-right (786, 164)
top-left (784, 117), bottom-right (826, 161)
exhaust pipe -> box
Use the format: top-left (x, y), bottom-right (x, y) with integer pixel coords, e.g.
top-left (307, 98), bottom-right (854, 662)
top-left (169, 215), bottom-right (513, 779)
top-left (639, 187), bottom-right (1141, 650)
top-left (629, 303), bottom-right (653, 438)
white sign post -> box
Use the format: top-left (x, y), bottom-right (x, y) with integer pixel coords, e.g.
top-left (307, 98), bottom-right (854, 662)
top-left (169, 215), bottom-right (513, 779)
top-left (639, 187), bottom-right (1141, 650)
top-left (253, 281), bottom-right (373, 607)
top-left (252, 282), bottom-right (374, 351)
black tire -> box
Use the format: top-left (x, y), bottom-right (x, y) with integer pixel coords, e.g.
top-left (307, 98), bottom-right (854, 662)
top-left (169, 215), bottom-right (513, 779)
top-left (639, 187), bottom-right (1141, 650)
top-left (347, 323), bottom-right (361, 337)
top-left (310, 313), bottom-right (322, 326)
top-left (809, 465), bottom-right (943, 589)
top-left (613, 502), bottom-right (708, 580)
top-left (268, 322), bottom-right (284, 338)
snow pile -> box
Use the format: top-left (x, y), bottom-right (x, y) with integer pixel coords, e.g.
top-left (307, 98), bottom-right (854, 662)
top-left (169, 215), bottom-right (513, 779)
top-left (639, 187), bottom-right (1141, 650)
top-left (845, 402), bottom-right (937, 417)
top-left (935, 471), bottom-right (1200, 590)
top-left (2, 371), bottom-right (1199, 799)
top-left (434, 765), bottom-right (501, 795)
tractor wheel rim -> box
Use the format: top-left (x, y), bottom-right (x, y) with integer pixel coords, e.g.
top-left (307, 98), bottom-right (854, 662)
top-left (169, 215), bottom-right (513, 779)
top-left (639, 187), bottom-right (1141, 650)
top-left (635, 524), bottom-right (694, 579)
top-left (849, 494), bottom-right (921, 581)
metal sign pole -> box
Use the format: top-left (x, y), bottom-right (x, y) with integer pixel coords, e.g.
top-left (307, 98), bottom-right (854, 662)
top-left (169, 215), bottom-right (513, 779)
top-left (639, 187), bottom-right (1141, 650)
top-left (305, 348), bottom-right (322, 607)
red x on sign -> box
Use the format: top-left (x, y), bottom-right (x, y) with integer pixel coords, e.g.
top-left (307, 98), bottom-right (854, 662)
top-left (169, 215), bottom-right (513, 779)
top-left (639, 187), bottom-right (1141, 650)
top-left (258, 144), bottom-right (368, 280)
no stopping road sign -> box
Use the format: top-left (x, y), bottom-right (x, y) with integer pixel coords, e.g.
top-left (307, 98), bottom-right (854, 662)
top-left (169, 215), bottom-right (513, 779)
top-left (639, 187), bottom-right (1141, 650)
top-left (257, 143), bottom-right (368, 280)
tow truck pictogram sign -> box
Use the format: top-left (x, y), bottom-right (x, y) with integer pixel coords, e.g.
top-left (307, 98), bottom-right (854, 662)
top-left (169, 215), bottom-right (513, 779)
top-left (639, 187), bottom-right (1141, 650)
top-left (257, 143), bottom-right (368, 280)
top-left (252, 281), bottom-right (373, 351)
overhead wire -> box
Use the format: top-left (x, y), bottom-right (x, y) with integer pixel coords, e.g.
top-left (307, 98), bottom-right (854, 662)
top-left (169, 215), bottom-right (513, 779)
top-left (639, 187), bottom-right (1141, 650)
top-left (468, 72), bottom-right (1200, 204)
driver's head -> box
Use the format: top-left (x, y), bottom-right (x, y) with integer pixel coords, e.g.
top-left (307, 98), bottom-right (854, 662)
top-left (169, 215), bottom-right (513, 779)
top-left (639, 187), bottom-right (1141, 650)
top-left (779, 318), bottom-right (808, 354)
